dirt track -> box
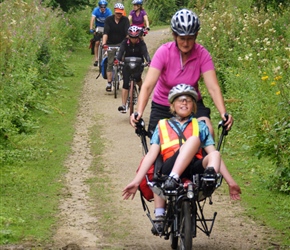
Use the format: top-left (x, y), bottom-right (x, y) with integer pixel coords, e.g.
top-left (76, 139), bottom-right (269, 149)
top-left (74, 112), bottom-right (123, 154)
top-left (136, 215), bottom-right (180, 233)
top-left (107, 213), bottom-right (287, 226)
top-left (51, 29), bottom-right (275, 250)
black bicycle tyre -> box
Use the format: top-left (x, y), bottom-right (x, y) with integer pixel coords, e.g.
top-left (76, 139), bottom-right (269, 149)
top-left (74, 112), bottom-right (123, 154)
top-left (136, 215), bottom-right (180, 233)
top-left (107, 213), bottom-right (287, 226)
top-left (179, 201), bottom-right (192, 250)
top-left (113, 69), bottom-right (118, 99)
top-left (170, 223), bottom-right (178, 250)
top-left (129, 80), bottom-right (134, 116)
top-left (98, 41), bottom-right (103, 72)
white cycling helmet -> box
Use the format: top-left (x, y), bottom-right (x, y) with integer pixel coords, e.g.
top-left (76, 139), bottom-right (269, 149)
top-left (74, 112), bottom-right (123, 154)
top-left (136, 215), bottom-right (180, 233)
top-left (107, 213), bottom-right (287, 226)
top-left (171, 9), bottom-right (200, 36)
top-left (132, 0), bottom-right (143, 4)
top-left (168, 84), bottom-right (198, 104)
top-left (114, 3), bottom-right (125, 9)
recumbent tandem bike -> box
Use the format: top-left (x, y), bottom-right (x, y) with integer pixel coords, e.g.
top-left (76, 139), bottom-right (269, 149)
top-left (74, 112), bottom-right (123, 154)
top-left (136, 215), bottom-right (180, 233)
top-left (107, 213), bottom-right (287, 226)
top-left (134, 114), bottom-right (229, 250)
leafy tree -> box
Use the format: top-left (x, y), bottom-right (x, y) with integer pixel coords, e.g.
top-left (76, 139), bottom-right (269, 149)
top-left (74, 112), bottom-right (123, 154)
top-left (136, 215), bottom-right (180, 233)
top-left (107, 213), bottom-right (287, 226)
top-left (41, 0), bottom-right (92, 12)
top-left (146, 0), bottom-right (177, 23)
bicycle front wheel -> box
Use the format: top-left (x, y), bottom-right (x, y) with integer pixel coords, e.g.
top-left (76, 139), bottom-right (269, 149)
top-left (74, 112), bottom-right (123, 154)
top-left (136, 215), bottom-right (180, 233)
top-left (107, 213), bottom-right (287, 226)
top-left (179, 201), bottom-right (193, 250)
top-left (129, 80), bottom-right (134, 116)
top-left (113, 67), bottom-right (118, 99)
top-left (98, 42), bottom-right (103, 72)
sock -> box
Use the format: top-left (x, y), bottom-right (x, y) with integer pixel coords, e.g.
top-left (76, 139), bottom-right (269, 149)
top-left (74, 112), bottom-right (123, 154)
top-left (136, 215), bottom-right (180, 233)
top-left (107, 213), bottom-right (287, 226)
top-left (154, 208), bottom-right (165, 217)
top-left (169, 172), bottom-right (179, 180)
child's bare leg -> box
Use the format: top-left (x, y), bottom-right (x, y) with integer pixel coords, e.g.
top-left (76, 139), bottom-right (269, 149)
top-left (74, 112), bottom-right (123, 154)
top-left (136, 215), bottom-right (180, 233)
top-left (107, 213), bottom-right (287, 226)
top-left (202, 150), bottom-right (221, 173)
top-left (170, 136), bottom-right (200, 176)
top-left (154, 193), bottom-right (166, 217)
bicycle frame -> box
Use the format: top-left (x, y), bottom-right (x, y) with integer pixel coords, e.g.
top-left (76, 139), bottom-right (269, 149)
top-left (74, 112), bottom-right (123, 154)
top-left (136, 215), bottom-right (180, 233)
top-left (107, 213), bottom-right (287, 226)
top-left (135, 116), bottom-right (229, 250)
top-left (123, 57), bottom-right (147, 116)
top-left (95, 27), bottom-right (104, 72)
top-left (107, 46), bottom-right (122, 98)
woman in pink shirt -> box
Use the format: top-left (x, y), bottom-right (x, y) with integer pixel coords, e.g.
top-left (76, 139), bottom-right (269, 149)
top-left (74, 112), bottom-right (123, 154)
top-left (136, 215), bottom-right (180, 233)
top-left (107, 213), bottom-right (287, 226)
top-left (130, 9), bottom-right (241, 204)
top-left (131, 9), bottom-right (233, 137)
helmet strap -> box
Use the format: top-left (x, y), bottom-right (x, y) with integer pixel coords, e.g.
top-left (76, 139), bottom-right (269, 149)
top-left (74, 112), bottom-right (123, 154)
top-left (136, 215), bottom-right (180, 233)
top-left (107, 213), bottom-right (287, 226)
top-left (174, 114), bottom-right (191, 122)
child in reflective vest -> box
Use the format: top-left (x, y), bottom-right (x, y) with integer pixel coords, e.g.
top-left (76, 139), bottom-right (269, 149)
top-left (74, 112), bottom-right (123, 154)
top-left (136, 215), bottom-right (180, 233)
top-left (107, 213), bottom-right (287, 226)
top-left (122, 83), bottom-right (241, 234)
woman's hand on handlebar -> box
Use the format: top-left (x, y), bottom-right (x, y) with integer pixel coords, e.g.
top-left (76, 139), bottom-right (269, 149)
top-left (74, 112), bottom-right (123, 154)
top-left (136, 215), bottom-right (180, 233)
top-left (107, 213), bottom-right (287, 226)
top-left (130, 112), bottom-right (142, 128)
top-left (222, 113), bottom-right (233, 130)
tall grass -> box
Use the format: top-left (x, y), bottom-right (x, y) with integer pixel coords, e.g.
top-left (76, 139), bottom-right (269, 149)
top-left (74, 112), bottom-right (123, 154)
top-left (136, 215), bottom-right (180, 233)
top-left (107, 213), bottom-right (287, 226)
top-left (195, 0), bottom-right (290, 193)
top-left (0, 0), bottom-right (89, 159)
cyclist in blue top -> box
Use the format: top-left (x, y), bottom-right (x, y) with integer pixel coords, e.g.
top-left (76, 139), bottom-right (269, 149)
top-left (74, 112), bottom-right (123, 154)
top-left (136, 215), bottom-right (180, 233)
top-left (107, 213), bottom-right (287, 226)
top-left (90, 0), bottom-right (112, 67)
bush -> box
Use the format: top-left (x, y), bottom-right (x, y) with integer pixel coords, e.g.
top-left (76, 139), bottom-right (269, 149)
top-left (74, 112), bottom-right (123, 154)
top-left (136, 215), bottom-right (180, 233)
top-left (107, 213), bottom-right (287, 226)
top-left (197, 0), bottom-right (290, 193)
top-left (0, 0), bottom-right (87, 159)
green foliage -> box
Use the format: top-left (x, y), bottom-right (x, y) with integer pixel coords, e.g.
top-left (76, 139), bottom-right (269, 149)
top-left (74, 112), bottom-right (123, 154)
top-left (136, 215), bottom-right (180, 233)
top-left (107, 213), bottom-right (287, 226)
top-left (146, 0), bottom-right (177, 24)
top-left (0, 0), bottom-right (89, 157)
top-left (196, 0), bottom-right (290, 194)
top-left (252, 0), bottom-right (290, 12)
top-left (0, 47), bottom-right (90, 244)
top-left (42, 0), bottom-right (92, 12)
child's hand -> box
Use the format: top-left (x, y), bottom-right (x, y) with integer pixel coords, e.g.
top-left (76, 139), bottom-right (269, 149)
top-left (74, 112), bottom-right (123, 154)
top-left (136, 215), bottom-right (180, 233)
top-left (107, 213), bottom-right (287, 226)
top-left (229, 183), bottom-right (241, 200)
top-left (122, 182), bottom-right (139, 200)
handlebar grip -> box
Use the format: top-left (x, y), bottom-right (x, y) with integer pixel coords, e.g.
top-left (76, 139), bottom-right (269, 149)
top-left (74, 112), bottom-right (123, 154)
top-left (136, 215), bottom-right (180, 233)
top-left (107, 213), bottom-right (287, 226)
top-left (219, 113), bottom-right (228, 127)
top-left (224, 113), bottom-right (229, 123)
top-left (134, 112), bottom-right (139, 119)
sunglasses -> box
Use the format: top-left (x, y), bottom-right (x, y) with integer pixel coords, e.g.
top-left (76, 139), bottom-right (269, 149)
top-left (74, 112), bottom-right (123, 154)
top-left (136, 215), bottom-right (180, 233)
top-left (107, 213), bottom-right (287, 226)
top-left (175, 96), bottom-right (194, 104)
top-left (100, 6), bottom-right (106, 8)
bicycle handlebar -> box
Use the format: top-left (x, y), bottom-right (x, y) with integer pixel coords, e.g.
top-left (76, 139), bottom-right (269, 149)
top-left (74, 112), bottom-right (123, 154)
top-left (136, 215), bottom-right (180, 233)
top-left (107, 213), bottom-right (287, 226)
top-left (118, 61), bottom-right (149, 67)
top-left (104, 46), bottom-right (120, 51)
top-left (217, 113), bottom-right (229, 151)
top-left (134, 112), bottom-right (147, 135)
top-left (218, 113), bottom-right (229, 134)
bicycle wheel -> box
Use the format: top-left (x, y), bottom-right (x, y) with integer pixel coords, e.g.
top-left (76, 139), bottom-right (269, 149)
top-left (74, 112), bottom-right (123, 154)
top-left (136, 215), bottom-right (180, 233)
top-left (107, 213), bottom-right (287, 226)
top-left (170, 222), bottom-right (178, 250)
top-left (179, 201), bottom-right (192, 250)
top-left (129, 80), bottom-right (134, 116)
top-left (113, 69), bottom-right (118, 99)
top-left (98, 42), bottom-right (103, 72)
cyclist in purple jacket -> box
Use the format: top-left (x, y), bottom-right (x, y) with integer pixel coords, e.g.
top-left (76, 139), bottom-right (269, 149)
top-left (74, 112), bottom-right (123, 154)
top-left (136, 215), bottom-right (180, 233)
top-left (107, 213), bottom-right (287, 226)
top-left (128, 0), bottom-right (150, 31)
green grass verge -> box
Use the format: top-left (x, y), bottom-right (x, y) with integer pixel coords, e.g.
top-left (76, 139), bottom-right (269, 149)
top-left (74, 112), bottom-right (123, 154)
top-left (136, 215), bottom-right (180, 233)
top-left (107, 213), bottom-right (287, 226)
top-left (225, 149), bottom-right (290, 247)
top-left (208, 108), bottom-right (290, 248)
top-left (0, 47), bottom-right (91, 244)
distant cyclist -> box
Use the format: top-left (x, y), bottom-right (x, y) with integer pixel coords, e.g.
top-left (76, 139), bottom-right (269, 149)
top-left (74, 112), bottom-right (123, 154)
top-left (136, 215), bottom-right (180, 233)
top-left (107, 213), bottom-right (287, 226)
top-left (90, 0), bottom-right (112, 67)
top-left (116, 26), bottom-right (151, 113)
top-left (103, 3), bottom-right (130, 92)
top-left (128, 0), bottom-right (150, 34)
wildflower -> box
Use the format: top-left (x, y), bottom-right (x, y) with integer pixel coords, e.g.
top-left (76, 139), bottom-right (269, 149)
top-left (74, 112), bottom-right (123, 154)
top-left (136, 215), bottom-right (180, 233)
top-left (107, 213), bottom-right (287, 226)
top-left (274, 76), bottom-right (282, 81)
top-left (261, 76), bottom-right (269, 80)
top-left (271, 82), bottom-right (276, 86)
top-left (276, 91), bottom-right (280, 95)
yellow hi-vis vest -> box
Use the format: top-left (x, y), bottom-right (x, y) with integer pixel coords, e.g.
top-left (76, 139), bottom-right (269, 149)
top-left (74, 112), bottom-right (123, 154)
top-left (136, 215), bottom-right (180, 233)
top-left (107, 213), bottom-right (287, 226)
top-left (158, 118), bottom-right (199, 162)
